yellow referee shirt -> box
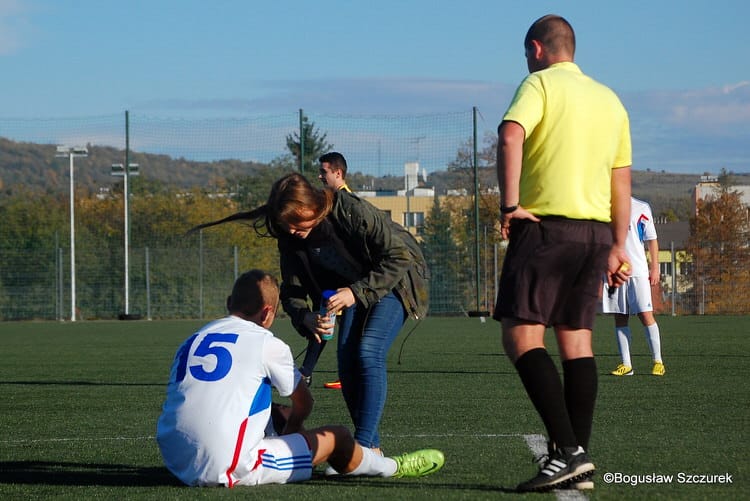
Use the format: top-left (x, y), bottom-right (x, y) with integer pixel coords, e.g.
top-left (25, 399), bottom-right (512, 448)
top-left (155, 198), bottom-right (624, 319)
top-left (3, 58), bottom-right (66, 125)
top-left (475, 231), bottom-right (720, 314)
top-left (503, 62), bottom-right (631, 222)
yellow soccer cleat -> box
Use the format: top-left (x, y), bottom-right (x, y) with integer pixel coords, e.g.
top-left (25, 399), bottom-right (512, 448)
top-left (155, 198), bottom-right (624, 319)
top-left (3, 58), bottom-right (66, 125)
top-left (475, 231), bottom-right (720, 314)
top-left (652, 361), bottom-right (666, 376)
top-left (610, 364), bottom-right (634, 376)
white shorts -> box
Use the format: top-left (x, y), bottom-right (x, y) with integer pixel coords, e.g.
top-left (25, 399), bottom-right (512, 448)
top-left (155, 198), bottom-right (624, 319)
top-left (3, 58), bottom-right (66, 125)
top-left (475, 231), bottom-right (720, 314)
top-left (602, 276), bottom-right (653, 315)
top-left (233, 433), bottom-right (313, 486)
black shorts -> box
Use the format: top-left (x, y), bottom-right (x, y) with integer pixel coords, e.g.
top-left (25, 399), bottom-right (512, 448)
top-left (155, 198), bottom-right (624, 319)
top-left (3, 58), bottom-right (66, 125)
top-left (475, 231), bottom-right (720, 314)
top-left (493, 217), bottom-right (612, 329)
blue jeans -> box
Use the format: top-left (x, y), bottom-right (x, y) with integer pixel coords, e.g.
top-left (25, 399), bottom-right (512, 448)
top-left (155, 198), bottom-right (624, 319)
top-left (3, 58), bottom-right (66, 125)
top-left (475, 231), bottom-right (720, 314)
top-left (337, 292), bottom-right (406, 448)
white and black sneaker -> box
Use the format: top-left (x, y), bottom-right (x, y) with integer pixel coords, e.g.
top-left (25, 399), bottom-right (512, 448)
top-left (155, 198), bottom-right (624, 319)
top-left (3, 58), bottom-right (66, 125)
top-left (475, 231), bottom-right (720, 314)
top-left (517, 446), bottom-right (595, 492)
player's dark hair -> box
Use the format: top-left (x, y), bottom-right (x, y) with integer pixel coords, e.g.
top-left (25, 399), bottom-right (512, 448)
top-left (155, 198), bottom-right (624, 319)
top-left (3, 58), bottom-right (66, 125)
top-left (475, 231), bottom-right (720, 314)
top-left (319, 151), bottom-right (348, 178)
top-left (187, 173), bottom-right (334, 238)
top-left (525, 14), bottom-right (575, 57)
top-left (228, 269), bottom-right (279, 317)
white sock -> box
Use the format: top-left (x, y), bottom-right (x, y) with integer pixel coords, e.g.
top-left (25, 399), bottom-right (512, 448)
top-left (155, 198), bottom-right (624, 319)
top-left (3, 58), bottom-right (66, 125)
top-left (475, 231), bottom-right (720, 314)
top-left (615, 326), bottom-right (632, 367)
top-left (346, 446), bottom-right (397, 477)
top-left (644, 323), bottom-right (663, 363)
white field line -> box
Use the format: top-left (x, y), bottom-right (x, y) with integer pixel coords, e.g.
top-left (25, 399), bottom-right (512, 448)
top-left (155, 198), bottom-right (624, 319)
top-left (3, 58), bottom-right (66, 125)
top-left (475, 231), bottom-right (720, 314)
top-left (0, 433), bottom-right (525, 444)
top-left (0, 436), bottom-right (155, 444)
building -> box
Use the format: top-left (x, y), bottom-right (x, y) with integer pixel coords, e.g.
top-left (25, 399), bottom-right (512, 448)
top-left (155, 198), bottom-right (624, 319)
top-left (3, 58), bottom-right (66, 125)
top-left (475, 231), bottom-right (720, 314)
top-left (355, 161), bottom-right (439, 234)
top-left (356, 188), bottom-right (437, 235)
top-left (693, 175), bottom-right (750, 217)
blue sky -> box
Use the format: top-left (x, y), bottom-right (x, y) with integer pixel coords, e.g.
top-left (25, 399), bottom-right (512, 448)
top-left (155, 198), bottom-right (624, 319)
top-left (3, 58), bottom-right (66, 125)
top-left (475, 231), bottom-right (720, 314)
top-left (1, 0), bottom-right (748, 174)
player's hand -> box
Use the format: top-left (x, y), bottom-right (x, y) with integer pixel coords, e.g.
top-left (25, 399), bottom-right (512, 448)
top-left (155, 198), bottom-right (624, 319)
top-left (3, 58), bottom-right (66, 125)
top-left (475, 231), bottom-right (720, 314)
top-left (500, 206), bottom-right (540, 240)
top-left (649, 266), bottom-right (660, 286)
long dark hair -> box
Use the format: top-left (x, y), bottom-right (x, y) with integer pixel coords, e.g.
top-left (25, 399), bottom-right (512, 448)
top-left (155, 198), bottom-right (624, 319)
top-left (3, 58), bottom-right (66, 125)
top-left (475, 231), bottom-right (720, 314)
top-left (188, 173), bottom-right (334, 238)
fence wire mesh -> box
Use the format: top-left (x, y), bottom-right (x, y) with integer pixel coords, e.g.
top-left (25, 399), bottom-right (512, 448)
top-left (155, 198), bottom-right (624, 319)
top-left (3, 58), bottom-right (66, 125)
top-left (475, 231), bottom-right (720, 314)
top-left (0, 111), bottom-right (746, 320)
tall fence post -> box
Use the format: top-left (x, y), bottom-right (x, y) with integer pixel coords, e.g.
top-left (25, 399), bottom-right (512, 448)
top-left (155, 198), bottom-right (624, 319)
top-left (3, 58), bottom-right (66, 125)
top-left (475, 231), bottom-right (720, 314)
top-left (199, 230), bottom-right (204, 319)
top-left (57, 245), bottom-right (63, 322)
top-left (145, 246), bottom-right (152, 321)
top-left (471, 106), bottom-right (482, 315)
top-left (299, 109), bottom-right (305, 173)
top-left (669, 240), bottom-right (677, 317)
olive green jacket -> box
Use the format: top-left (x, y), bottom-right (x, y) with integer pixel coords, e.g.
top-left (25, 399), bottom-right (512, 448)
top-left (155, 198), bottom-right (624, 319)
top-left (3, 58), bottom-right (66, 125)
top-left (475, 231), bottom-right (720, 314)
top-left (279, 191), bottom-right (429, 337)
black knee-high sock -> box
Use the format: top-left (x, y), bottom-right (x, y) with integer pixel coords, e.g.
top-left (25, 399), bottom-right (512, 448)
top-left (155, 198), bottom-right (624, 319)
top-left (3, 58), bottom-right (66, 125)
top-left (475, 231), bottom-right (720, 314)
top-left (514, 348), bottom-right (577, 449)
top-left (562, 357), bottom-right (598, 450)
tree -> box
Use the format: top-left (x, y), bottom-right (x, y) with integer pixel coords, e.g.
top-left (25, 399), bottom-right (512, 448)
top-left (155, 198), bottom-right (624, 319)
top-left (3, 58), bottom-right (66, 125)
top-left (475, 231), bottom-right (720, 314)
top-left (686, 187), bottom-right (750, 313)
top-left (285, 114), bottom-right (334, 174)
top-left (421, 195), bottom-right (469, 314)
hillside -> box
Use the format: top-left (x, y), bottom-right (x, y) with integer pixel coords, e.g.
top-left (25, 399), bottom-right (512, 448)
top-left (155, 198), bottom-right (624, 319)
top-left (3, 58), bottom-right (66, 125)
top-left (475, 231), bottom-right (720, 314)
top-left (1, 137), bottom-right (746, 221)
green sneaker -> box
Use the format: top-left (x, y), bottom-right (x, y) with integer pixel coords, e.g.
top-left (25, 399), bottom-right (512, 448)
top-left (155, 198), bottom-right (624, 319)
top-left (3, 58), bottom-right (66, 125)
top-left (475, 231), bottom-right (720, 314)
top-left (392, 449), bottom-right (445, 478)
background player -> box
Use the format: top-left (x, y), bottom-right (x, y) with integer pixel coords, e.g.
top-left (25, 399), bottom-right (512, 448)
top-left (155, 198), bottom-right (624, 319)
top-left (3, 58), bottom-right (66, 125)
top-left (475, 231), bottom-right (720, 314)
top-left (156, 269), bottom-right (444, 487)
top-left (318, 151), bottom-right (351, 192)
top-left (603, 197), bottom-right (666, 376)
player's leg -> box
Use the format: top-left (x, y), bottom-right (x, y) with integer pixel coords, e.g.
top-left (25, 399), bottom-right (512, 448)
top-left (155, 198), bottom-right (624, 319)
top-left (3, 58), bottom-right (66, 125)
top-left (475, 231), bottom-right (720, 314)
top-left (638, 310), bottom-right (665, 375)
top-left (300, 426), bottom-right (444, 478)
top-left (632, 276), bottom-right (665, 375)
top-left (236, 434), bottom-right (314, 486)
top-left (613, 312), bottom-right (634, 375)
top-left (603, 278), bottom-right (634, 375)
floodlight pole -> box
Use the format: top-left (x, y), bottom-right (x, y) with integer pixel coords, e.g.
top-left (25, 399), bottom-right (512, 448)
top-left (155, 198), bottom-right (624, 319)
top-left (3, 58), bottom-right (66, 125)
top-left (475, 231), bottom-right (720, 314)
top-left (56, 145), bottom-right (88, 322)
top-left (111, 162), bottom-right (139, 316)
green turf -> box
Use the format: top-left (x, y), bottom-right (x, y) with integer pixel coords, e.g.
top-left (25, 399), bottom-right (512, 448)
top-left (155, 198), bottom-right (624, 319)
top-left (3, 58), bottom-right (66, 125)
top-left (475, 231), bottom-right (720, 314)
top-left (0, 315), bottom-right (747, 500)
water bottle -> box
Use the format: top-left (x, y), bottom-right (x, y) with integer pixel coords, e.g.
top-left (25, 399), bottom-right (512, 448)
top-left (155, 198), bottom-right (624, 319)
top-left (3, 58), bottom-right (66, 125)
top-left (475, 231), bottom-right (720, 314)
top-left (320, 290), bottom-right (336, 341)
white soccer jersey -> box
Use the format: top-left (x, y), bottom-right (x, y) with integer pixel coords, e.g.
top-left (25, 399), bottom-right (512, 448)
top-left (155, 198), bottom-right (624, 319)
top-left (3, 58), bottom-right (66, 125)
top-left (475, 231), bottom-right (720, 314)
top-left (625, 197), bottom-right (658, 278)
top-left (156, 315), bottom-right (300, 486)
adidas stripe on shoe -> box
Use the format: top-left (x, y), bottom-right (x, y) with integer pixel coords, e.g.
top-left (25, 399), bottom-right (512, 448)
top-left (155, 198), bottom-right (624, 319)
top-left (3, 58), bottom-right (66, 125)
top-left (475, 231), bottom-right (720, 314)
top-left (516, 446), bottom-right (595, 492)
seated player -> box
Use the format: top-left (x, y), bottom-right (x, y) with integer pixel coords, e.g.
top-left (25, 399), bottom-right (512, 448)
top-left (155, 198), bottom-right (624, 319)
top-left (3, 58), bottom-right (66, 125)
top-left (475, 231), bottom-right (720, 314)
top-left (156, 269), bottom-right (444, 487)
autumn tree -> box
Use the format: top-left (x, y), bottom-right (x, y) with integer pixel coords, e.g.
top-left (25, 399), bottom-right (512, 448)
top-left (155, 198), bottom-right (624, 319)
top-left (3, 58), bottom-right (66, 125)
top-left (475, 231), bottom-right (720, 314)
top-left (686, 187), bottom-right (750, 313)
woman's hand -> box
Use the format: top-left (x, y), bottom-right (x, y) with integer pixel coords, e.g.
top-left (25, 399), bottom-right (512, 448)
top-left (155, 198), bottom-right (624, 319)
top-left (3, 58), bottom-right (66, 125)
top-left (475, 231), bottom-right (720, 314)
top-left (326, 288), bottom-right (356, 313)
top-left (302, 310), bottom-right (336, 343)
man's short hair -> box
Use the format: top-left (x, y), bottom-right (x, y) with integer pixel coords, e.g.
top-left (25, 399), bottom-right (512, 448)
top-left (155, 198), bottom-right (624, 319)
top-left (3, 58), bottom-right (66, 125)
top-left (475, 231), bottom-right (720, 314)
top-left (228, 269), bottom-right (279, 317)
top-left (524, 14), bottom-right (575, 57)
top-left (318, 151), bottom-right (348, 177)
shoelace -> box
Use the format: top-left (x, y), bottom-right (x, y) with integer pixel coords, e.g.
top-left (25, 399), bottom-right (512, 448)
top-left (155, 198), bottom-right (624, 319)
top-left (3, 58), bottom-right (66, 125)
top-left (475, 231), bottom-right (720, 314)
top-left (398, 454), bottom-right (428, 474)
top-left (533, 453), bottom-right (549, 467)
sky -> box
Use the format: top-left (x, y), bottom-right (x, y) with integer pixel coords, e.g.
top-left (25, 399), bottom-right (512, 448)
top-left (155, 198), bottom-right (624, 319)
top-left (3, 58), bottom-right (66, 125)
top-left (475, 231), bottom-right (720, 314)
top-left (1, 0), bottom-right (748, 175)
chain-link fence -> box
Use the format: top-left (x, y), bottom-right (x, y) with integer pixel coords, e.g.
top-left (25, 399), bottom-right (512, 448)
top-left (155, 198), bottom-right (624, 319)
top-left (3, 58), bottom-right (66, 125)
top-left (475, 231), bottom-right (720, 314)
top-left (0, 111), bottom-right (747, 320)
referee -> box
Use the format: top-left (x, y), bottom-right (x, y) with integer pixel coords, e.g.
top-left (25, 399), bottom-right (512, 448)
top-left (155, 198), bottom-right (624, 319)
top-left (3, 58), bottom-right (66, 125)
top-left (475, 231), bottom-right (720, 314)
top-left (493, 14), bottom-right (632, 492)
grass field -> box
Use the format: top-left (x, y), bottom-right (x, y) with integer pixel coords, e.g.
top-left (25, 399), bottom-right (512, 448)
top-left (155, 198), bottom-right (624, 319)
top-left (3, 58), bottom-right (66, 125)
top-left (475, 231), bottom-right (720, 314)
top-left (0, 315), bottom-right (747, 500)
